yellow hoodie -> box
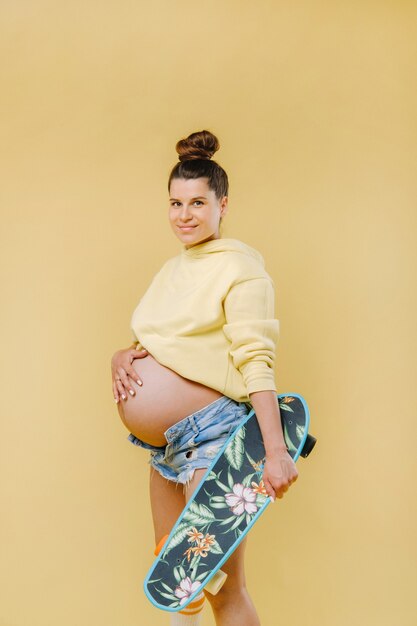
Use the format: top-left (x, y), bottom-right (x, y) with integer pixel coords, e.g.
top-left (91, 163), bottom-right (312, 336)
top-left (130, 238), bottom-right (279, 403)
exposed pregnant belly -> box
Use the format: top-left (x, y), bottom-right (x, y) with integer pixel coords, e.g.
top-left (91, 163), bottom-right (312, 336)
top-left (117, 354), bottom-right (223, 446)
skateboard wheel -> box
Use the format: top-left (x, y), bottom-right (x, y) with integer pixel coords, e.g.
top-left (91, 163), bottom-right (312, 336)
top-left (204, 569), bottom-right (228, 595)
top-left (301, 434), bottom-right (317, 457)
top-left (154, 534), bottom-right (170, 556)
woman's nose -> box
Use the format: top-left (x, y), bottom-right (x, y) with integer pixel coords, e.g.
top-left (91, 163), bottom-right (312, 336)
top-left (179, 206), bottom-right (192, 221)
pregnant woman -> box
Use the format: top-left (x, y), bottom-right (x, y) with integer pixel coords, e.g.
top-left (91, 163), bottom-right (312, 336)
top-left (111, 129), bottom-right (298, 626)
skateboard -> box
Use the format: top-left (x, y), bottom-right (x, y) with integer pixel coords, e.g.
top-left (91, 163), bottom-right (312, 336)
top-left (144, 392), bottom-right (316, 612)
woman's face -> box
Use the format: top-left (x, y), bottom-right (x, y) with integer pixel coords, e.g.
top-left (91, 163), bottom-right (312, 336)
top-left (169, 177), bottom-right (228, 249)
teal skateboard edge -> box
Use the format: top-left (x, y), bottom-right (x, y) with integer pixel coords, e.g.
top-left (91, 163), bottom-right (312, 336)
top-left (143, 392), bottom-right (311, 612)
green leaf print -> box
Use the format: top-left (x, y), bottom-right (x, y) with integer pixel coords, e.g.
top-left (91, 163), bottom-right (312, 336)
top-left (296, 423), bottom-right (305, 441)
top-left (173, 567), bottom-right (182, 584)
top-left (245, 450), bottom-right (263, 472)
top-left (283, 422), bottom-right (297, 453)
top-left (210, 493), bottom-right (232, 511)
top-left (209, 539), bottom-right (224, 555)
top-left (210, 501), bottom-right (229, 509)
top-left (162, 522), bottom-right (190, 556)
top-left (190, 556), bottom-right (207, 582)
top-left (279, 401), bottom-right (294, 413)
top-left (183, 501), bottom-right (215, 525)
top-left (229, 513), bottom-right (246, 531)
top-left (215, 478), bottom-right (232, 493)
top-left (159, 591), bottom-right (177, 601)
top-left (218, 515), bottom-right (239, 526)
top-left (190, 554), bottom-right (201, 573)
top-left (224, 426), bottom-right (246, 470)
top-left (256, 494), bottom-right (267, 506)
top-left (242, 473), bottom-right (256, 487)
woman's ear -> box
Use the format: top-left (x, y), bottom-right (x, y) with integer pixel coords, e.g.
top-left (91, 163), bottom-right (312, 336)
top-left (220, 196), bottom-right (228, 218)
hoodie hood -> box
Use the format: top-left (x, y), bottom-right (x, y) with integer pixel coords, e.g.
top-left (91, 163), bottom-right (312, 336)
top-left (181, 238), bottom-right (265, 266)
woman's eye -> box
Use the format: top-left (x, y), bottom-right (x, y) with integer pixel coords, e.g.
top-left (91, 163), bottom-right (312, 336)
top-left (170, 201), bottom-right (203, 207)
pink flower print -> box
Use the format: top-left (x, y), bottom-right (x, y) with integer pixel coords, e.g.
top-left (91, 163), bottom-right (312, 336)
top-left (174, 576), bottom-right (202, 605)
top-left (225, 483), bottom-right (258, 516)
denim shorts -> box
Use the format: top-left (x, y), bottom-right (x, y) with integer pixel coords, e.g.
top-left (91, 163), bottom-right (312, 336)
top-left (127, 395), bottom-right (251, 486)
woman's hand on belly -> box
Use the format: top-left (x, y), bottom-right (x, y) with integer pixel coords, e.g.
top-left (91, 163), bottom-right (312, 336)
top-left (111, 345), bottom-right (149, 403)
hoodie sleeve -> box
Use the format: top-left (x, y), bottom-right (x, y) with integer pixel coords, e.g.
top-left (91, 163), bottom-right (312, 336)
top-left (222, 277), bottom-right (280, 394)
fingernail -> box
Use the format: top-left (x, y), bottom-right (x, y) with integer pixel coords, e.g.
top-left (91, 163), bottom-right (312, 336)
top-left (122, 394), bottom-right (126, 400)
top-left (129, 389), bottom-right (135, 396)
top-left (269, 496), bottom-right (275, 503)
top-left (114, 397), bottom-right (119, 403)
top-left (137, 380), bottom-right (143, 386)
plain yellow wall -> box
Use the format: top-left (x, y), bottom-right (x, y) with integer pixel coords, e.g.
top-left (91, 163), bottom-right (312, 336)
top-left (1, 2), bottom-right (416, 625)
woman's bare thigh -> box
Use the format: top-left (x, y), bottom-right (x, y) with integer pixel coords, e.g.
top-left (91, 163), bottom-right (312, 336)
top-left (149, 466), bottom-right (185, 545)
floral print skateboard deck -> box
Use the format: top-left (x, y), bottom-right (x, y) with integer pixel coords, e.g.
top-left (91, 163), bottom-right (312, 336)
top-left (144, 392), bottom-right (316, 612)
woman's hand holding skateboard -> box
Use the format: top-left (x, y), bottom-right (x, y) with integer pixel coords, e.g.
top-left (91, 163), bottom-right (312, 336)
top-left (262, 450), bottom-right (298, 502)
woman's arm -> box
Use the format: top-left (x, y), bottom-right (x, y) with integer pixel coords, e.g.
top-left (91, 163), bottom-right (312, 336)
top-left (249, 390), bottom-right (298, 501)
top-left (249, 390), bottom-right (287, 453)
top-left (222, 276), bottom-right (298, 500)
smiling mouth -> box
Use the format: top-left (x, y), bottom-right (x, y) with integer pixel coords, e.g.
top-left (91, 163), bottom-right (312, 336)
top-left (178, 225), bottom-right (197, 230)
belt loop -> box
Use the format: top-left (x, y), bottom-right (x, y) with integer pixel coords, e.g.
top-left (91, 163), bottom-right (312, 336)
top-left (164, 426), bottom-right (174, 443)
top-left (190, 415), bottom-right (199, 435)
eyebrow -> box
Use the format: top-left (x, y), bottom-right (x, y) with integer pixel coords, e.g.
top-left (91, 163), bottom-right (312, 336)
top-left (169, 196), bottom-right (207, 201)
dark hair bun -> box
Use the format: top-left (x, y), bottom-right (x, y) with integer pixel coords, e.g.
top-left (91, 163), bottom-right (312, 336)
top-left (176, 130), bottom-right (220, 162)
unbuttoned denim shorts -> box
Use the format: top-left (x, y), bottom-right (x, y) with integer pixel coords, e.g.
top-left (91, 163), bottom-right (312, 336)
top-left (127, 395), bottom-right (251, 486)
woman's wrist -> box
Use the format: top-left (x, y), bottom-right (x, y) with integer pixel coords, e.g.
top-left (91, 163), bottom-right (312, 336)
top-left (249, 390), bottom-right (288, 456)
top-left (265, 442), bottom-right (289, 456)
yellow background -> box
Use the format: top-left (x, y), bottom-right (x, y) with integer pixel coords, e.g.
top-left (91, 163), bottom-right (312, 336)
top-left (1, 2), bottom-right (416, 625)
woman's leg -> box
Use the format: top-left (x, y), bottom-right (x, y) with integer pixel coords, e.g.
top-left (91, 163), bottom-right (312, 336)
top-left (149, 465), bottom-right (185, 544)
top-left (185, 469), bottom-right (261, 626)
top-left (149, 466), bottom-right (206, 624)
